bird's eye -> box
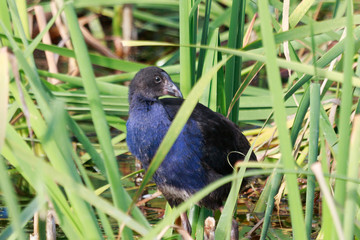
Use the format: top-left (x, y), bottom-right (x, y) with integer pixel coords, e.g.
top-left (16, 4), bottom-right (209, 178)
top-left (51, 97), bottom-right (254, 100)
top-left (154, 76), bottom-right (161, 83)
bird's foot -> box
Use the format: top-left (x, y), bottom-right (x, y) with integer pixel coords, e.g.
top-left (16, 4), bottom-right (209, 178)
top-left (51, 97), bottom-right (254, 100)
top-left (204, 217), bottom-right (215, 240)
top-left (203, 216), bottom-right (238, 240)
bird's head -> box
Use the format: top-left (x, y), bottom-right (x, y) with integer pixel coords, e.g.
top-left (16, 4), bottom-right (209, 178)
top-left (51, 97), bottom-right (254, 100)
top-left (129, 67), bottom-right (183, 103)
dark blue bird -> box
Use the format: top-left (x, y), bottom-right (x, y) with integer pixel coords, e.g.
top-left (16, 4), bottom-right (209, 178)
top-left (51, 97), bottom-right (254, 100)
top-left (126, 66), bottom-right (257, 233)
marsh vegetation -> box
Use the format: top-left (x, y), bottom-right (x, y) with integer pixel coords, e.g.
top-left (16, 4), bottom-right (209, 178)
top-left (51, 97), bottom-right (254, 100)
top-left (0, 0), bottom-right (360, 239)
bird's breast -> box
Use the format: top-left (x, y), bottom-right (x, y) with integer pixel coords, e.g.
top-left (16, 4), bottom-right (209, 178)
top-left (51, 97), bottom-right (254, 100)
top-left (126, 102), bottom-right (209, 193)
top-left (126, 104), bottom-right (170, 166)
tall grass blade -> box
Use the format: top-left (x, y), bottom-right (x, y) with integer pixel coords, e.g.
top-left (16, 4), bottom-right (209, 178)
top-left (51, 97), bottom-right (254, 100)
top-left (224, 0), bottom-right (245, 123)
top-left (0, 197), bottom-right (45, 240)
top-left (334, 0), bottom-right (354, 221)
top-left (311, 163), bottom-right (345, 240)
top-left (216, 48), bottom-right (226, 115)
top-left (13, 0), bottom-right (29, 38)
top-left (199, 28), bottom-right (219, 110)
top-left (194, 207), bottom-right (212, 240)
top-left (24, 4), bottom-right (65, 57)
top-left (189, 0), bottom-right (197, 87)
top-left (0, 155), bottom-right (25, 240)
top-left (0, 48), bottom-right (9, 149)
top-left (0, 49), bottom-right (22, 240)
top-left (7, 0), bottom-right (29, 48)
top-left (179, 0), bottom-right (193, 96)
top-left (343, 115), bottom-right (360, 240)
top-left (196, 0), bottom-right (212, 81)
top-left (258, 0), bottom-right (306, 238)
top-left (318, 131), bottom-right (332, 239)
top-left (3, 125), bottom-right (83, 239)
top-left (305, 20), bottom-right (321, 237)
top-left (305, 83), bottom-right (320, 238)
top-left (227, 62), bottom-right (264, 118)
top-left (289, 0), bottom-right (315, 27)
top-left (333, 0), bottom-right (341, 17)
top-left (0, 0), bottom-right (12, 46)
top-left (319, 106), bottom-right (339, 154)
top-left (2, 12), bottom-right (105, 235)
top-left (9, 81), bottom-right (103, 238)
top-left (260, 168), bottom-right (282, 240)
top-left (283, 25), bottom-right (360, 103)
top-left (5, 121), bottom-right (150, 236)
top-left (215, 151), bottom-right (251, 240)
top-left (45, 100), bottom-right (106, 237)
top-left (61, 2), bottom-right (136, 238)
top-left (253, 169), bottom-right (274, 215)
top-left (290, 85), bottom-right (310, 144)
top-left (67, 116), bottom-right (107, 174)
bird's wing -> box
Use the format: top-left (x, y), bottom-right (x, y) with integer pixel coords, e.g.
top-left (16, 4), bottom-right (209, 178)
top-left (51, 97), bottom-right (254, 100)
top-left (160, 98), bottom-right (256, 176)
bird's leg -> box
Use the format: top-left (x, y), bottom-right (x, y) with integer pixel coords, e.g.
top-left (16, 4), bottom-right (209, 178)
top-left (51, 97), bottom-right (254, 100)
top-left (180, 212), bottom-right (192, 235)
top-left (219, 207), bottom-right (239, 240)
top-left (230, 218), bottom-right (239, 240)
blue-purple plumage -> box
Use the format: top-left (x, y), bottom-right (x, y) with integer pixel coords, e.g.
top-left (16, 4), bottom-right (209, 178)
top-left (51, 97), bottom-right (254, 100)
top-left (126, 66), bottom-right (256, 210)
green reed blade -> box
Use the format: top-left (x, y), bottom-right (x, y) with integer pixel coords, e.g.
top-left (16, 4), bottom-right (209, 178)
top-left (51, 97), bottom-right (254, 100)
top-left (343, 116), bottom-right (360, 239)
top-left (334, 0), bottom-right (354, 221)
top-left (224, 0), bottom-right (245, 123)
top-left (179, 0), bottom-right (193, 96)
top-left (258, 0), bottom-right (306, 238)
top-left (305, 83), bottom-right (320, 238)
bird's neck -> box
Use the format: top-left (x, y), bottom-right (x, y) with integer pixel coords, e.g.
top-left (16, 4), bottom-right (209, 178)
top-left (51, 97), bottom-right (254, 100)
top-left (129, 93), bottom-right (157, 111)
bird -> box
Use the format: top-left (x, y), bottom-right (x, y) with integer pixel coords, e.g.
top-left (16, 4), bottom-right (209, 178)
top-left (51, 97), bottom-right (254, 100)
top-left (126, 66), bottom-right (257, 234)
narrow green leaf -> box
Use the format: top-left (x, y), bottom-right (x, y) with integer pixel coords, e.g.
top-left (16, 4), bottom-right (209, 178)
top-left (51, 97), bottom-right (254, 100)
top-left (258, 0), bottom-right (306, 238)
top-left (289, 0), bottom-right (315, 27)
top-left (343, 116), bottom-right (360, 239)
top-left (0, 155), bottom-right (25, 240)
top-left (0, 197), bottom-right (45, 240)
top-left (179, 0), bottom-right (193, 96)
top-left (62, 2), bottom-right (135, 237)
top-left (334, 0), bottom-right (354, 220)
top-left (224, 0), bottom-right (245, 123)
top-left (305, 83), bottom-right (320, 238)
top-left (0, 48), bottom-right (9, 149)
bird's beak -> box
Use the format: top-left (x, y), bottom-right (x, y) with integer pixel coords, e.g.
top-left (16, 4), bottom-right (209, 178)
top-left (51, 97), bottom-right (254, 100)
top-left (162, 73), bottom-right (183, 98)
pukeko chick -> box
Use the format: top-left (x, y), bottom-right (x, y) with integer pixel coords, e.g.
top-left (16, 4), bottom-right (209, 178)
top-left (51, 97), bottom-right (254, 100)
top-left (126, 66), bottom-right (257, 234)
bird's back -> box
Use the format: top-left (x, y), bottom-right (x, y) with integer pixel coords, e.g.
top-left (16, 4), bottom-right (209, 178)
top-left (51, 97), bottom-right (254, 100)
top-left (160, 98), bottom-right (257, 175)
